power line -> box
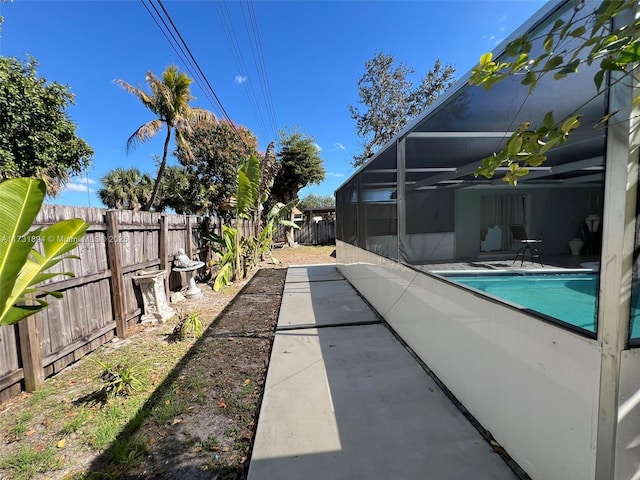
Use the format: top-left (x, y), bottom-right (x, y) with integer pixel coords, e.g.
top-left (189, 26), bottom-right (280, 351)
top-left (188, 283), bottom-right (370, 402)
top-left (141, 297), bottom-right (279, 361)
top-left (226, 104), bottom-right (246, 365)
top-left (141, 1), bottom-right (226, 123)
top-left (215, 0), bottom-right (269, 141)
top-left (141, 0), bottom-right (249, 150)
top-left (239, 0), bottom-right (278, 140)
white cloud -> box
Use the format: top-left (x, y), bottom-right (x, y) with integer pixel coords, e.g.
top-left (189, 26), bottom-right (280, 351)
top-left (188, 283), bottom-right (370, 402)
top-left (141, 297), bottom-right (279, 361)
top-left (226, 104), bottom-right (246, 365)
top-left (326, 172), bottom-right (345, 178)
top-left (333, 142), bottom-right (346, 151)
top-left (65, 182), bottom-right (95, 193)
top-left (234, 75), bottom-right (248, 84)
top-left (482, 14), bottom-right (509, 47)
top-left (314, 143), bottom-right (323, 152)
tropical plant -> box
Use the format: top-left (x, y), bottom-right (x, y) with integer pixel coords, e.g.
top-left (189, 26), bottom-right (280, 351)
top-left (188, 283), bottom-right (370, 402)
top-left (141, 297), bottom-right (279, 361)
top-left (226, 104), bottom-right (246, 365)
top-left (98, 167), bottom-right (154, 210)
top-left (258, 200), bottom-right (300, 263)
top-left (172, 309), bottom-right (204, 340)
top-left (468, 0), bottom-right (640, 185)
top-left (204, 153), bottom-right (264, 291)
top-left (115, 65), bottom-right (216, 210)
top-left (0, 56), bottom-right (93, 195)
top-left (349, 52), bottom-right (455, 167)
top-left (0, 178), bottom-right (89, 326)
top-left (205, 224), bottom-right (239, 292)
top-left (93, 359), bottom-right (145, 398)
top-left (254, 141), bottom-right (280, 237)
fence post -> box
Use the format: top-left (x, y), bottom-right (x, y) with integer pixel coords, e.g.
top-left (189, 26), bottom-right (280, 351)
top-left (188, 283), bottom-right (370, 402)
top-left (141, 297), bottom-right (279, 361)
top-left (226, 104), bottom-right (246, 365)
top-left (105, 210), bottom-right (127, 339)
top-left (186, 216), bottom-right (194, 259)
top-left (159, 214), bottom-right (169, 297)
top-left (18, 312), bottom-right (44, 392)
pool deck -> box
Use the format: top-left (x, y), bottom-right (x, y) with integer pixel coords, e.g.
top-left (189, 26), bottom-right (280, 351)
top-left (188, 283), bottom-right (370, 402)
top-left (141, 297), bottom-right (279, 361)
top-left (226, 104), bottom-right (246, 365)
top-left (415, 254), bottom-right (600, 274)
top-left (248, 264), bottom-right (520, 480)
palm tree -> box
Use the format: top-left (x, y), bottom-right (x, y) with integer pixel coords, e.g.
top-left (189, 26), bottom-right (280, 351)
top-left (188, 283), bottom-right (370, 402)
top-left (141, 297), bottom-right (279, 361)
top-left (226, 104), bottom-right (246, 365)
top-left (114, 65), bottom-right (215, 210)
top-left (98, 167), bottom-right (153, 210)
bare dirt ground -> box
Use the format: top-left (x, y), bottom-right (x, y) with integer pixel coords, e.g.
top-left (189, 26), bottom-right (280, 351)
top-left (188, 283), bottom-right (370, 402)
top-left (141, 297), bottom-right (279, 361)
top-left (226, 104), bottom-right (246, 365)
top-left (0, 245), bottom-right (336, 480)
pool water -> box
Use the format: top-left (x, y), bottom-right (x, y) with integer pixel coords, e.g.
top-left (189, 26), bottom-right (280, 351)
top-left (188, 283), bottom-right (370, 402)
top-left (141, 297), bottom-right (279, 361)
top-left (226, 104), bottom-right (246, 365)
top-left (444, 273), bottom-right (599, 332)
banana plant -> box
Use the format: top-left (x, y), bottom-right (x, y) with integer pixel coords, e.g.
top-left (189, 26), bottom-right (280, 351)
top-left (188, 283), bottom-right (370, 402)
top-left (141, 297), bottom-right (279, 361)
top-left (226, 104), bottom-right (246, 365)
top-left (204, 153), bottom-right (273, 291)
top-left (258, 200), bottom-right (300, 263)
top-left (0, 178), bottom-right (89, 325)
top-left (232, 153), bottom-right (261, 280)
top-left (204, 224), bottom-right (238, 292)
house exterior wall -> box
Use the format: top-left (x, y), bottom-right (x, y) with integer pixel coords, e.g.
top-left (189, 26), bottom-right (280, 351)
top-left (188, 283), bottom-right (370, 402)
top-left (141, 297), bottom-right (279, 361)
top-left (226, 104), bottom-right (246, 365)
top-left (454, 186), bottom-right (602, 259)
top-left (337, 240), bottom-right (602, 480)
top-left (616, 349), bottom-right (640, 479)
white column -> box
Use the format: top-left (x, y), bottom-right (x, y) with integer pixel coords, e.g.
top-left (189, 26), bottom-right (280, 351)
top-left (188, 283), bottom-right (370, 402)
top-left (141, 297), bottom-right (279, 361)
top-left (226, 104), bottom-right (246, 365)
top-left (595, 5), bottom-right (640, 478)
top-left (397, 138), bottom-right (406, 262)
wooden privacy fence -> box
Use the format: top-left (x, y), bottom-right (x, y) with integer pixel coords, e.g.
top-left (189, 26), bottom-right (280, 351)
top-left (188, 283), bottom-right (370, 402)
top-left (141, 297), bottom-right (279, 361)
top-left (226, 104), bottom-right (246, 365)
top-left (0, 205), bottom-right (252, 402)
top-left (280, 220), bottom-right (335, 245)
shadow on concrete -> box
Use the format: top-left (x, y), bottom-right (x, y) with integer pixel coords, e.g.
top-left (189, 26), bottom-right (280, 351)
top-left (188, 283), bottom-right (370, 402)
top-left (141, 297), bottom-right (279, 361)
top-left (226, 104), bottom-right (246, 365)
top-left (248, 265), bottom-right (521, 480)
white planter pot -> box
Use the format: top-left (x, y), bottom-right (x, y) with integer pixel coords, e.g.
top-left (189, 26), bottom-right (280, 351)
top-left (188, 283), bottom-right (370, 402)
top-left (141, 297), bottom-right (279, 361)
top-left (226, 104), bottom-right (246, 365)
top-left (569, 238), bottom-right (584, 256)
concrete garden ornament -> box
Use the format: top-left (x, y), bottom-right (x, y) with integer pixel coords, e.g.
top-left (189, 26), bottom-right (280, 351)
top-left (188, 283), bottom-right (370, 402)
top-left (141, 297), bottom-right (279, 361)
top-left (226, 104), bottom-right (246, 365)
top-left (173, 248), bottom-right (205, 299)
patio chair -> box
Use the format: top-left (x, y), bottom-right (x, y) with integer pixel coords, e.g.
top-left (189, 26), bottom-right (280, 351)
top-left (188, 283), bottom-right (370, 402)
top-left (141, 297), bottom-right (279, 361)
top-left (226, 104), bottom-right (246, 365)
top-left (510, 225), bottom-right (543, 266)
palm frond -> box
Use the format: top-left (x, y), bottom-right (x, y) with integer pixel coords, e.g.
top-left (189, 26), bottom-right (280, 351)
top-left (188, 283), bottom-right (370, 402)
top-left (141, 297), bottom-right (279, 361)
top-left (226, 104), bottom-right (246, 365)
top-left (126, 119), bottom-right (165, 153)
top-left (187, 108), bottom-right (217, 126)
top-left (174, 130), bottom-right (195, 162)
top-left (113, 79), bottom-right (155, 112)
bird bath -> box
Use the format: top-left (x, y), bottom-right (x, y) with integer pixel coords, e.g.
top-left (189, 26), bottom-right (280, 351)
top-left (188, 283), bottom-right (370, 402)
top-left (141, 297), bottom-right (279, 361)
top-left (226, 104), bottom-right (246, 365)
top-left (173, 248), bottom-right (205, 299)
top-left (133, 269), bottom-right (176, 324)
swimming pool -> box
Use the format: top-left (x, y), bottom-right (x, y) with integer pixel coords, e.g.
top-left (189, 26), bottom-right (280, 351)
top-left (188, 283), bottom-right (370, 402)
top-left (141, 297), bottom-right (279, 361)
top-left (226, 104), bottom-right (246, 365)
top-left (441, 272), bottom-right (599, 333)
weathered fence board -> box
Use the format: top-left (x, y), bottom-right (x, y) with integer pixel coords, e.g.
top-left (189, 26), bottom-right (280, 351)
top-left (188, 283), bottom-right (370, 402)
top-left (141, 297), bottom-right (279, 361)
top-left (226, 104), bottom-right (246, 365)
top-left (277, 220), bottom-right (336, 245)
top-left (0, 205), bottom-right (241, 402)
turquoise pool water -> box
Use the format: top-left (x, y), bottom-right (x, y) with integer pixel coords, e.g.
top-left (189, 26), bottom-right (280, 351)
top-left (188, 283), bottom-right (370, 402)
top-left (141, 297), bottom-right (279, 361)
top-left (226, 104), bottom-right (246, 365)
top-left (442, 272), bottom-right (640, 339)
top-left (443, 273), bottom-right (600, 332)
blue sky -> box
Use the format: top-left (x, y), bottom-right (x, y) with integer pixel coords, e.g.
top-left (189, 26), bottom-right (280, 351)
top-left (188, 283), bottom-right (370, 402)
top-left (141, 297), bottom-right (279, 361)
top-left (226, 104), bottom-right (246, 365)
top-left (1, 0), bottom-right (547, 208)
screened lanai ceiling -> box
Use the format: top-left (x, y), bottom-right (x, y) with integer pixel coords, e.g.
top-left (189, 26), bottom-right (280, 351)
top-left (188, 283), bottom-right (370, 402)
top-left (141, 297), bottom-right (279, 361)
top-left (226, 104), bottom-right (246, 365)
top-left (354, 0), bottom-right (608, 193)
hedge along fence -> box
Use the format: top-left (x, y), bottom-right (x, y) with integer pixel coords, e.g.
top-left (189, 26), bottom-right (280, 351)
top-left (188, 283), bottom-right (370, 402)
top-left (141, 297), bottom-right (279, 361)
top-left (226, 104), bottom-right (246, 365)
top-left (0, 205), bottom-right (250, 403)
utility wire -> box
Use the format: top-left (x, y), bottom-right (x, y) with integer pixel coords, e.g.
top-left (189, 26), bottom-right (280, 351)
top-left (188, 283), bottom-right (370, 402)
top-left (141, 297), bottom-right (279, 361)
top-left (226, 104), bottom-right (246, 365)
top-left (142, 0), bottom-right (250, 151)
top-left (141, 0), bottom-right (225, 122)
top-left (216, 0), bottom-right (269, 141)
top-left (247, 0), bottom-right (278, 138)
top-left (239, 0), bottom-right (278, 140)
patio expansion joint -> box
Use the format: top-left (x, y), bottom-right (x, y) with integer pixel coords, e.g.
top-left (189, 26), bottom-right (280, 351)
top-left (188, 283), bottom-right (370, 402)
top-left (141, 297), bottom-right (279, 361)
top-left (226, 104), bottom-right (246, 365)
top-left (275, 319), bottom-right (382, 332)
top-left (285, 278), bottom-right (346, 284)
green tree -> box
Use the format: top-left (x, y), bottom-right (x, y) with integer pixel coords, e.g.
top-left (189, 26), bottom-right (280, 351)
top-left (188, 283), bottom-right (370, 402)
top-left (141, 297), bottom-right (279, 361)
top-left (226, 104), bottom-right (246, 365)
top-left (272, 129), bottom-right (326, 245)
top-left (468, 0), bottom-right (640, 186)
top-left (115, 65), bottom-right (215, 210)
top-left (298, 193), bottom-right (335, 210)
top-left (175, 119), bottom-right (258, 216)
top-left (158, 164), bottom-right (207, 215)
top-left (349, 52), bottom-right (456, 167)
top-left (0, 56), bottom-right (93, 195)
top-left (97, 167), bottom-right (154, 210)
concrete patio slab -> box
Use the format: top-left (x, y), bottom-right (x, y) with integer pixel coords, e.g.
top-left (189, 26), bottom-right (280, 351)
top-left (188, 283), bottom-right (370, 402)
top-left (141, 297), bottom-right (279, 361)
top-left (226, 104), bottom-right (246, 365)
top-left (248, 265), bottom-right (518, 480)
top-left (285, 264), bottom-right (342, 283)
top-left (249, 323), bottom-right (517, 480)
top-left (278, 279), bottom-right (379, 329)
